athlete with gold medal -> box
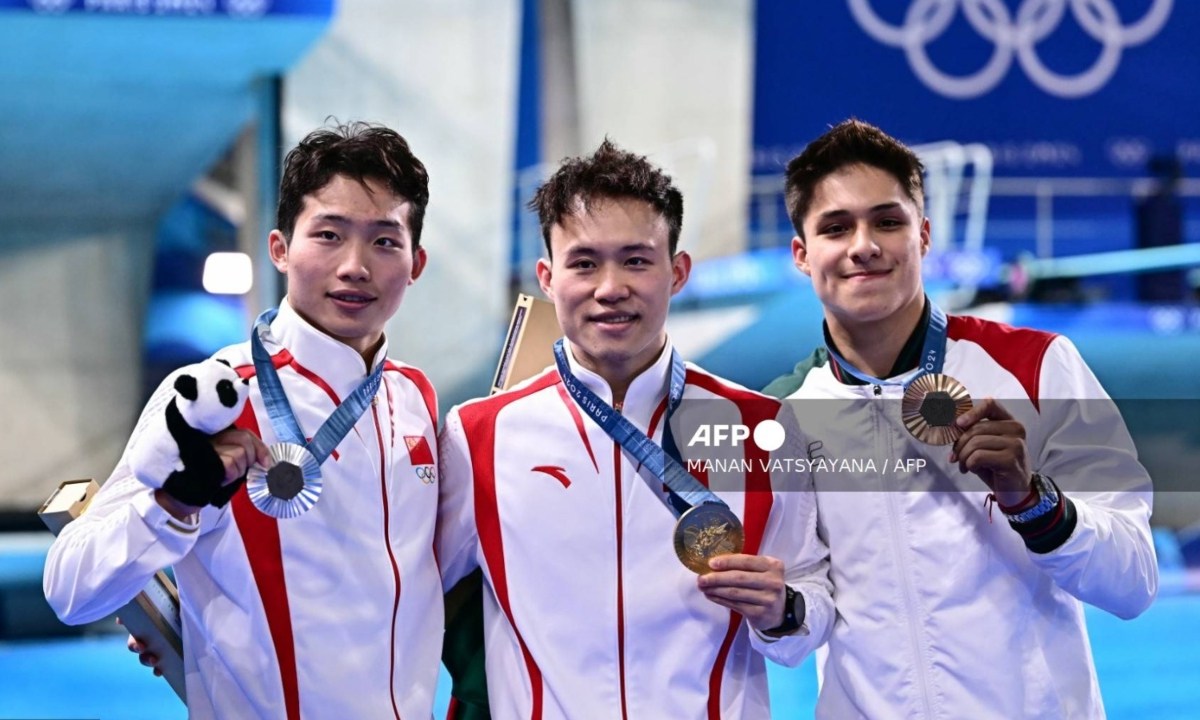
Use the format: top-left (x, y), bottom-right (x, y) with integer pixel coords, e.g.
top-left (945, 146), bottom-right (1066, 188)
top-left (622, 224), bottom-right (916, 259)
top-left (438, 141), bottom-right (833, 718)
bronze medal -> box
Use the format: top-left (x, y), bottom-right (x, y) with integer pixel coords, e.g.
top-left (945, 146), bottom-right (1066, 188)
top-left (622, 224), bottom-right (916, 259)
top-left (673, 502), bottom-right (745, 575)
top-left (901, 373), bottom-right (972, 445)
top-left (246, 443), bottom-right (323, 519)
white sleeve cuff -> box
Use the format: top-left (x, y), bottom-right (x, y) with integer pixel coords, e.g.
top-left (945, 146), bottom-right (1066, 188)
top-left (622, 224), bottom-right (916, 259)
top-left (132, 488), bottom-right (201, 537)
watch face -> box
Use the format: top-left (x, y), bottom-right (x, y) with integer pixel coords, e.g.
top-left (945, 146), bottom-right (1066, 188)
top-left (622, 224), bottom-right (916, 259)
top-left (1008, 475), bottom-right (1058, 523)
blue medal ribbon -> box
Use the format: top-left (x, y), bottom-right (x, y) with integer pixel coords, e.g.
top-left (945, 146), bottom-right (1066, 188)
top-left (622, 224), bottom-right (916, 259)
top-left (250, 308), bottom-right (384, 466)
top-left (552, 339), bottom-right (726, 518)
top-left (824, 300), bottom-right (949, 388)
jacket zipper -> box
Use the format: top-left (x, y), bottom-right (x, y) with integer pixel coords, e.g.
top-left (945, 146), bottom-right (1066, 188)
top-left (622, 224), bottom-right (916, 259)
top-left (373, 402), bottom-right (403, 720)
top-left (875, 385), bottom-right (936, 717)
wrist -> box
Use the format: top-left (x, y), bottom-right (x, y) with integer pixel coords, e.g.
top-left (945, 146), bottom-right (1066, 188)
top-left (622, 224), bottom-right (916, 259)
top-left (154, 489), bottom-right (201, 522)
top-left (762, 585), bottom-right (804, 637)
top-left (1003, 474), bottom-right (1060, 524)
top-left (995, 482), bottom-right (1038, 513)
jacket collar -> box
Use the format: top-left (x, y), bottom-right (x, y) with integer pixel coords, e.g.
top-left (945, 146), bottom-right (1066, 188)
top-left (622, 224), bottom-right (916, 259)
top-left (263, 299), bottom-right (389, 401)
top-left (561, 337), bottom-right (674, 428)
top-left (824, 298), bottom-right (930, 386)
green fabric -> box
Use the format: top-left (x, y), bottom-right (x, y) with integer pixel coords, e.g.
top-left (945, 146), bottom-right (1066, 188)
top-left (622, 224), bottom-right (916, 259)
top-left (443, 569), bottom-right (490, 720)
top-left (762, 347), bottom-right (830, 398)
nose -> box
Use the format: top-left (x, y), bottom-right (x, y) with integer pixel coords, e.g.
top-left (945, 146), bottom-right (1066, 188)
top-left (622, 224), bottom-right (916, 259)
top-left (594, 265), bottom-right (630, 302)
top-left (337, 241), bottom-right (371, 282)
top-left (847, 225), bottom-right (881, 263)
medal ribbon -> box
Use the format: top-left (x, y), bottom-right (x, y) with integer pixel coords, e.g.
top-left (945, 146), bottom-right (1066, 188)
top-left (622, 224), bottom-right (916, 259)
top-left (824, 300), bottom-right (948, 388)
top-left (553, 339), bottom-right (726, 519)
top-left (250, 308), bottom-right (384, 464)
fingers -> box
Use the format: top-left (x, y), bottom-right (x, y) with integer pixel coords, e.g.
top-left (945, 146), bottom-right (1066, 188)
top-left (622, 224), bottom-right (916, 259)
top-left (697, 554), bottom-right (787, 630)
top-left (706, 554), bottom-right (781, 574)
top-left (126, 633), bottom-right (160, 671)
top-left (954, 396), bottom-right (1014, 429)
top-left (211, 429), bottom-right (272, 484)
top-left (949, 417), bottom-right (1025, 464)
top-left (948, 408), bottom-right (1033, 497)
top-left (951, 431), bottom-right (1022, 470)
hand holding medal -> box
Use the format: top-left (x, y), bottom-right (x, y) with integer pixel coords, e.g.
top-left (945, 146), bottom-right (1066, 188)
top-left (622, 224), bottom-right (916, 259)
top-left (947, 397), bottom-right (1034, 506)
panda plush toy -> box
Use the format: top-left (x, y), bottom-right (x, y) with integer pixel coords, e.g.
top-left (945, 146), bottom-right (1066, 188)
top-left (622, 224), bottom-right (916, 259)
top-left (129, 358), bottom-right (251, 508)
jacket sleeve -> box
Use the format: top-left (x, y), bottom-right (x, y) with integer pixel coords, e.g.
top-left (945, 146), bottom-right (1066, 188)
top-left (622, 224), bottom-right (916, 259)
top-left (436, 407), bottom-right (482, 592)
top-left (1024, 335), bottom-right (1157, 619)
top-left (43, 369), bottom-right (220, 625)
top-left (748, 401), bottom-right (835, 666)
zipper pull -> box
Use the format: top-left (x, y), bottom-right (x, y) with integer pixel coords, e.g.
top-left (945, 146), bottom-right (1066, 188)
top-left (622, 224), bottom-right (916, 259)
top-left (873, 384), bottom-right (882, 397)
top-left (372, 394), bottom-right (379, 407)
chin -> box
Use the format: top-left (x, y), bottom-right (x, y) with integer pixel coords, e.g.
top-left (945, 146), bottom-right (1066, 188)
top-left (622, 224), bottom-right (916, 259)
top-left (836, 299), bottom-right (900, 324)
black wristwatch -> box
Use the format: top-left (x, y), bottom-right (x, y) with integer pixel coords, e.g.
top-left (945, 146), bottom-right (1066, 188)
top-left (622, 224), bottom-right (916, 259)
top-left (763, 585), bottom-right (804, 637)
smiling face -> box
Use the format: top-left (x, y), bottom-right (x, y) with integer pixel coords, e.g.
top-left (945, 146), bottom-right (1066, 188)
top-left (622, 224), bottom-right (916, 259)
top-left (269, 173), bottom-right (427, 360)
top-left (536, 196), bottom-right (690, 392)
top-left (793, 162), bottom-right (930, 338)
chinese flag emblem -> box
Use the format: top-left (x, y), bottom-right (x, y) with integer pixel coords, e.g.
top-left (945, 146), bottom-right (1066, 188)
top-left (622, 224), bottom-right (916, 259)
top-left (405, 435), bottom-right (435, 466)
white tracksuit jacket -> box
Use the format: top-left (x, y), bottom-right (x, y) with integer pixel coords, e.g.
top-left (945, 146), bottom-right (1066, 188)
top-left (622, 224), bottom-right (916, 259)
top-left (768, 313), bottom-right (1157, 719)
top-left (436, 340), bottom-right (835, 720)
top-left (44, 301), bottom-right (443, 719)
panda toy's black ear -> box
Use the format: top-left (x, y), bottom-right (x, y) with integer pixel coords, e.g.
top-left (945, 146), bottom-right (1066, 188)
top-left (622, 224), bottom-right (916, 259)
top-left (214, 358), bottom-right (249, 385)
top-left (175, 374), bottom-right (199, 401)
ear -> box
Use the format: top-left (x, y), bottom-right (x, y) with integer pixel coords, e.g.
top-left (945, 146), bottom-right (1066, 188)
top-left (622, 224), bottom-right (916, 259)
top-left (792, 235), bottom-right (812, 276)
top-left (409, 246), bottom-right (428, 285)
top-left (268, 230), bottom-right (289, 273)
top-left (669, 251), bottom-right (692, 296)
top-left (535, 257), bottom-right (554, 301)
top-left (919, 217), bottom-right (932, 257)
top-left (174, 374), bottom-right (199, 401)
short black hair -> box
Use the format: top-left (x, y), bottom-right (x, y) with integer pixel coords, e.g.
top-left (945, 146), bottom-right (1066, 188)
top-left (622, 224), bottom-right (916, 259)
top-left (277, 122), bottom-right (430, 248)
top-left (785, 119), bottom-right (924, 239)
top-left (529, 139), bottom-right (684, 255)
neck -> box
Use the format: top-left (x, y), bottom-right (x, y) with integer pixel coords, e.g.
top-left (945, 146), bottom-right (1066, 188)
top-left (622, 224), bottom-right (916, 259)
top-left (827, 296), bottom-right (925, 379)
top-left (570, 339), bottom-right (666, 408)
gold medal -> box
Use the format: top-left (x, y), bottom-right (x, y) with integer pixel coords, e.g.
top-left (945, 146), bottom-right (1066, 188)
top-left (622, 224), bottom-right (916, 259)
top-left (245, 443), bottom-right (323, 519)
top-left (673, 503), bottom-right (745, 575)
top-left (901, 373), bottom-right (972, 445)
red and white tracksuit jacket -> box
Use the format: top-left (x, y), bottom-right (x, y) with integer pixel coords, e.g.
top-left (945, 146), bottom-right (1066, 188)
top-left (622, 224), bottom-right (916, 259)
top-left (436, 340), bottom-right (834, 719)
top-left (44, 300), bottom-right (443, 719)
top-left (770, 314), bottom-right (1157, 719)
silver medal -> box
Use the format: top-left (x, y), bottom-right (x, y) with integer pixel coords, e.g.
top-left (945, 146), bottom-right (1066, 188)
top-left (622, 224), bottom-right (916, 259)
top-left (246, 443), bottom-right (323, 519)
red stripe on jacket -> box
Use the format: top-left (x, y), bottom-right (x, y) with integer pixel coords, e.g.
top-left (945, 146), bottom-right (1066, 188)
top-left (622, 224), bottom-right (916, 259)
top-left (947, 315), bottom-right (1057, 411)
top-left (685, 370), bottom-right (779, 717)
top-left (233, 352), bottom-right (411, 719)
top-left (458, 370), bottom-right (560, 720)
top-left (232, 359), bottom-right (302, 720)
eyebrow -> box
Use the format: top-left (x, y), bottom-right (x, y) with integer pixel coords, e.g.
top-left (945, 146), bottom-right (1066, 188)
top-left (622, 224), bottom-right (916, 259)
top-left (312, 213), bottom-right (404, 229)
top-left (563, 242), bottom-right (656, 255)
top-left (815, 202), bottom-right (903, 221)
